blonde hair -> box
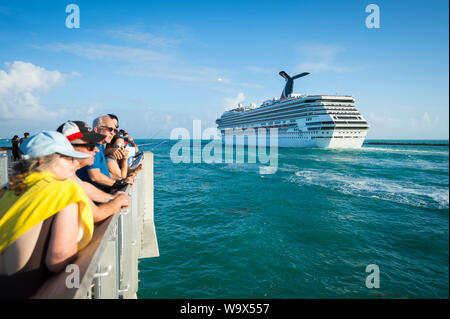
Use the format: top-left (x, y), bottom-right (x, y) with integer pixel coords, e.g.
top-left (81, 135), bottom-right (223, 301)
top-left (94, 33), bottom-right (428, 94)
top-left (8, 153), bottom-right (61, 195)
top-left (12, 153), bottom-right (61, 175)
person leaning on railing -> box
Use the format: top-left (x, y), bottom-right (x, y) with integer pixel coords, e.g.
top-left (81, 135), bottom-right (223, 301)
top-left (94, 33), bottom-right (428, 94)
top-left (121, 129), bottom-right (139, 154)
top-left (105, 133), bottom-right (129, 180)
top-left (0, 131), bottom-right (95, 299)
top-left (57, 121), bottom-right (131, 223)
top-left (76, 115), bottom-right (134, 192)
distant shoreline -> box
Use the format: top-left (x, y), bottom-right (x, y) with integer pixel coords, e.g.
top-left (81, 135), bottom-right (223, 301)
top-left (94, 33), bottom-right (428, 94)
top-left (364, 142), bottom-right (449, 146)
top-left (1, 140), bottom-right (449, 148)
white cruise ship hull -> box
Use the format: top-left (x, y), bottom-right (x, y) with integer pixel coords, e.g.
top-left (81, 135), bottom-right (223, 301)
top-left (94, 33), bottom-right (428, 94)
top-left (223, 130), bottom-right (367, 148)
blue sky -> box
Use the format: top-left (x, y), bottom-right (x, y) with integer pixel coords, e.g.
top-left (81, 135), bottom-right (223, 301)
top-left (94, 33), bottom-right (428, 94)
top-left (0, 0), bottom-right (448, 139)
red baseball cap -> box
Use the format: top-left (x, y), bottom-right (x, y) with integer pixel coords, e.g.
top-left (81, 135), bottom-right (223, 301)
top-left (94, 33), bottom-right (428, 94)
top-left (57, 121), bottom-right (105, 143)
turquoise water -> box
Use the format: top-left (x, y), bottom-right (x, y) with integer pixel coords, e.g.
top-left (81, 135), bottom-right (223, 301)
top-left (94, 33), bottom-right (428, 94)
top-left (137, 140), bottom-right (449, 299)
top-left (1, 139), bottom-right (448, 298)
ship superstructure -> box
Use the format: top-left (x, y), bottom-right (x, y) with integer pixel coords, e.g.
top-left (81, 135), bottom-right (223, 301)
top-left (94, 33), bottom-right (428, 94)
top-left (215, 71), bottom-right (369, 148)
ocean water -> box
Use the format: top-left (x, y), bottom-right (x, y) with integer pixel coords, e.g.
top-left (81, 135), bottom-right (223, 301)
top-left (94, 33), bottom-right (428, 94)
top-left (136, 139), bottom-right (449, 299)
top-left (1, 139), bottom-right (448, 298)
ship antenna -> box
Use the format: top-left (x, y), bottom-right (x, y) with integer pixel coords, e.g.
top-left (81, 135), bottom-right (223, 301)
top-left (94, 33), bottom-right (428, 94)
top-left (279, 71), bottom-right (309, 100)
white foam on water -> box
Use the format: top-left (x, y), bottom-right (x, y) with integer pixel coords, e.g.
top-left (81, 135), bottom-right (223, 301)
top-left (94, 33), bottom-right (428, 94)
top-left (428, 190), bottom-right (449, 209)
top-left (356, 156), bottom-right (449, 172)
top-left (289, 169), bottom-right (449, 209)
top-left (361, 146), bottom-right (449, 156)
top-left (220, 163), bottom-right (256, 173)
top-left (294, 170), bottom-right (314, 181)
top-left (259, 166), bottom-right (278, 175)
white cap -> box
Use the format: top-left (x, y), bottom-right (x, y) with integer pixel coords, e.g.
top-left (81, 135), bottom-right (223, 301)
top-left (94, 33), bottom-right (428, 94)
top-left (20, 131), bottom-right (91, 160)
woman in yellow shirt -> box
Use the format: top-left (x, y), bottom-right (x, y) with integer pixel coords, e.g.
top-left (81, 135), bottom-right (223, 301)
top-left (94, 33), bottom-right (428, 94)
top-left (0, 131), bottom-right (94, 298)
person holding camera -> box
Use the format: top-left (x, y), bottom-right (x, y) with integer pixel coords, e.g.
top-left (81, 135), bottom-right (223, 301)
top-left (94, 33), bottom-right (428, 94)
top-left (120, 129), bottom-right (139, 154)
top-left (105, 133), bottom-right (129, 180)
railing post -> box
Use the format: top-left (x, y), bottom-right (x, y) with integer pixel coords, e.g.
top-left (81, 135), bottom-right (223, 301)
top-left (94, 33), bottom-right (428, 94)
top-left (139, 152), bottom-right (159, 258)
top-left (93, 223), bottom-right (119, 299)
top-left (0, 151), bottom-right (8, 186)
top-left (118, 203), bottom-right (132, 298)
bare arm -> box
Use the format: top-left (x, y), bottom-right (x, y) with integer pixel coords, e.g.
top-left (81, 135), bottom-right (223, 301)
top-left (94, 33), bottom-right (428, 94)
top-left (118, 157), bottom-right (128, 179)
top-left (107, 159), bottom-right (123, 180)
top-left (72, 175), bottom-right (111, 203)
top-left (72, 174), bottom-right (130, 222)
top-left (45, 203), bottom-right (79, 272)
top-left (92, 193), bottom-right (131, 223)
top-left (87, 168), bottom-right (117, 187)
top-left (128, 137), bottom-right (139, 153)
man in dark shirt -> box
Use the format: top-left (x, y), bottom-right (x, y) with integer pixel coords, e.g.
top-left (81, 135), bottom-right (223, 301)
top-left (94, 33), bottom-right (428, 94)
top-left (11, 135), bottom-right (20, 161)
top-left (17, 132), bottom-right (30, 160)
top-left (18, 132), bottom-right (29, 146)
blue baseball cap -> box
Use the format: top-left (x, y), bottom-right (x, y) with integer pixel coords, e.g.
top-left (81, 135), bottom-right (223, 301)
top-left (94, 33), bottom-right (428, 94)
top-left (20, 131), bottom-right (92, 160)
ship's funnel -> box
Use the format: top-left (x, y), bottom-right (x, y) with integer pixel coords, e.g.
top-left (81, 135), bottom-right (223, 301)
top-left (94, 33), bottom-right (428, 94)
top-left (279, 71), bottom-right (309, 100)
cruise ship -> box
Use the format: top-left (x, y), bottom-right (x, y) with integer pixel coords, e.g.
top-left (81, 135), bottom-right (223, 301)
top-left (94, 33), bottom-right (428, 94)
top-left (215, 71), bottom-right (369, 148)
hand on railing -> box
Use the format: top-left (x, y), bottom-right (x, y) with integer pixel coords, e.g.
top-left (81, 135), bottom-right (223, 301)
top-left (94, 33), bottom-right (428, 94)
top-left (124, 176), bottom-right (135, 185)
top-left (128, 164), bottom-right (143, 177)
top-left (115, 192), bottom-right (131, 210)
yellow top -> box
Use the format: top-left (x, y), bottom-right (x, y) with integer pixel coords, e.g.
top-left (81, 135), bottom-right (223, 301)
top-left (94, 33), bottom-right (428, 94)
top-left (0, 171), bottom-right (94, 254)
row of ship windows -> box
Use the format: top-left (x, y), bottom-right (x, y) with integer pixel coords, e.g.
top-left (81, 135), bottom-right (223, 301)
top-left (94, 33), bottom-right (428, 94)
top-left (219, 104), bottom-right (358, 124)
top-left (324, 108), bottom-right (356, 112)
top-left (222, 104), bottom-right (326, 119)
top-left (221, 103), bottom-right (355, 122)
top-left (219, 111), bottom-right (363, 127)
top-left (284, 135), bottom-right (364, 139)
top-left (334, 116), bottom-right (362, 120)
top-left (311, 136), bottom-right (364, 139)
top-left (220, 107), bottom-right (325, 124)
top-left (259, 100), bottom-right (355, 111)
top-left (306, 120), bottom-right (367, 126)
top-left (308, 127), bottom-right (368, 131)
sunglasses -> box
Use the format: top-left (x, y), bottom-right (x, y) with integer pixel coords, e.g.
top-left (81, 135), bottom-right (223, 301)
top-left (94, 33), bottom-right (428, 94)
top-left (59, 154), bottom-right (77, 162)
top-left (100, 126), bottom-right (118, 134)
top-left (72, 143), bottom-right (97, 151)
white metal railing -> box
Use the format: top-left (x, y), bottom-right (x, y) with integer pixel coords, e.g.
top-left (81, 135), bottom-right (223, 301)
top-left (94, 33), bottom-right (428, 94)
top-left (32, 151), bottom-right (158, 299)
top-left (0, 151), bottom-right (8, 187)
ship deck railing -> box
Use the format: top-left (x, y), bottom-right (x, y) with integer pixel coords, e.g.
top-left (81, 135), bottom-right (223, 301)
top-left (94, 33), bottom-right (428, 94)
top-left (0, 150), bottom-right (159, 299)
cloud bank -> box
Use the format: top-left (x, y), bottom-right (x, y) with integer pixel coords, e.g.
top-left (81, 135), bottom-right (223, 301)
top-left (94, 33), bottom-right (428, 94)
top-left (0, 61), bottom-right (66, 120)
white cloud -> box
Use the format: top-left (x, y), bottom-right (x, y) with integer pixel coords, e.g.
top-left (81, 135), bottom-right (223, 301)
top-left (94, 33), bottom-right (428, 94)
top-left (244, 66), bottom-right (274, 74)
top-left (224, 92), bottom-right (245, 109)
top-left (34, 27), bottom-right (260, 93)
top-left (36, 42), bottom-right (172, 63)
top-left (122, 66), bottom-right (232, 87)
top-left (297, 44), bottom-right (366, 73)
top-left (0, 61), bottom-right (66, 120)
top-left (106, 24), bottom-right (194, 49)
top-left (142, 107), bottom-right (204, 138)
top-left (107, 29), bottom-right (183, 48)
top-left (298, 61), bottom-right (330, 73)
top-left (300, 44), bottom-right (343, 61)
